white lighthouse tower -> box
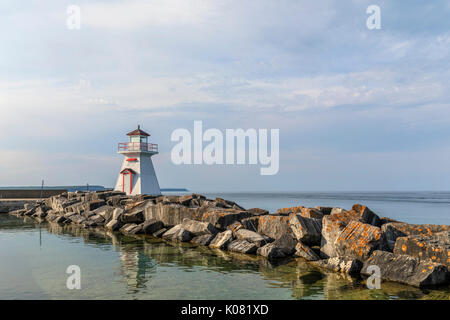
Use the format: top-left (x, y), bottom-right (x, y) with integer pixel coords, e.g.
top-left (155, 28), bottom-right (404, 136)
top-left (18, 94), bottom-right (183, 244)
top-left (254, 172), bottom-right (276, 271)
top-left (114, 126), bottom-right (161, 195)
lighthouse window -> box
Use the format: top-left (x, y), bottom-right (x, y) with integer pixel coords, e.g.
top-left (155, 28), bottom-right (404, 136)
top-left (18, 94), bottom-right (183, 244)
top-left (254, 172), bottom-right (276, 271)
top-left (140, 136), bottom-right (147, 143)
top-left (130, 136), bottom-right (140, 143)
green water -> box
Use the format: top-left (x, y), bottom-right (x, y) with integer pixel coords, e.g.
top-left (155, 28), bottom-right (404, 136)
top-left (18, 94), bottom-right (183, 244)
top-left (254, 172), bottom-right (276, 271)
top-left (0, 214), bottom-right (449, 300)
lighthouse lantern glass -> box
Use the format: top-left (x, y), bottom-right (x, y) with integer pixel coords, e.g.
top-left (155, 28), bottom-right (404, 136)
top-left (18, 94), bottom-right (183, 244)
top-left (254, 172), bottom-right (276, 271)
top-left (130, 135), bottom-right (147, 143)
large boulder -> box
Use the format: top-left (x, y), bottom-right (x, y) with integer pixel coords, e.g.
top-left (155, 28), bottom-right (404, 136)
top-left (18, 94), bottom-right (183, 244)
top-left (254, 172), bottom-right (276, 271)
top-left (214, 198), bottom-right (245, 211)
top-left (191, 234), bottom-right (216, 246)
top-left (162, 225), bottom-right (194, 242)
top-left (67, 214), bottom-right (86, 225)
top-left (382, 222), bottom-right (450, 252)
top-left (89, 214), bottom-right (106, 226)
top-left (234, 229), bottom-right (273, 247)
top-left (121, 202), bottom-right (148, 224)
top-left (153, 228), bottom-right (168, 238)
top-left (257, 243), bottom-right (286, 260)
top-left (92, 205), bottom-right (115, 222)
top-left (84, 199), bottom-right (106, 211)
top-left (142, 219), bottom-right (164, 234)
top-left (240, 216), bottom-right (260, 232)
top-left (351, 204), bottom-right (381, 227)
top-left (294, 242), bottom-right (320, 261)
top-left (312, 257), bottom-right (363, 274)
top-left (106, 219), bottom-right (122, 231)
top-left (393, 231), bottom-right (450, 266)
top-left (145, 201), bottom-right (252, 230)
top-left (276, 206), bottom-right (304, 215)
top-left (200, 208), bottom-right (253, 230)
top-left (53, 216), bottom-right (67, 224)
top-left (257, 215), bottom-right (293, 240)
top-left (334, 220), bottom-right (382, 261)
top-left (209, 230), bottom-right (234, 249)
top-left (144, 203), bottom-right (204, 227)
top-left (180, 218), bottom-right (218, 236)
top-left (119, 223), bottom-right (139, 234)
top-left (228, 240), bottom-right (258, 254)
top-left (288, 213), bottom-right (322, 246)
top-left (315, 207), bottom-right (333, 215)
top-left (256, 234), bottom-right (297, 260)
top-left (320, 212), bottom-right (359, 258)
top-left (277, 206), bottom-right (323, 219)
top-left (247, 208), bottom-right (269, 216)
top-left (361, 250), bottom-right (449, 287)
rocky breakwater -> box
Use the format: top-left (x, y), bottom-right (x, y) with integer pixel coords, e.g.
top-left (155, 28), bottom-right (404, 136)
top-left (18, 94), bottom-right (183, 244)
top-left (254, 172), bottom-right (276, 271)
top-left (8, 192), bottom-right (450, 288)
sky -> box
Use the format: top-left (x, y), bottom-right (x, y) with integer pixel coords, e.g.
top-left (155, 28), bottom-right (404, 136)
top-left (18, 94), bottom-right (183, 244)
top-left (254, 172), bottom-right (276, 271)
top-left (1, 0), bottom-right (450, 192)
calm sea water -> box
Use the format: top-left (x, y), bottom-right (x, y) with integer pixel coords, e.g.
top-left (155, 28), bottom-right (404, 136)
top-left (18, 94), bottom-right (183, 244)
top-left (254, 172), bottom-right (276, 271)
top-left (196, 191), bottom-right (450, 225)
top-left (0, 192), bottom-right (449, 300)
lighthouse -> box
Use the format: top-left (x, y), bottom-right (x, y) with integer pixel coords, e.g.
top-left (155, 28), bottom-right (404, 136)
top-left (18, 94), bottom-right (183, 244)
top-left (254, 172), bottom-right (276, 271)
top-left (114, 126), bottom-right (161, 196)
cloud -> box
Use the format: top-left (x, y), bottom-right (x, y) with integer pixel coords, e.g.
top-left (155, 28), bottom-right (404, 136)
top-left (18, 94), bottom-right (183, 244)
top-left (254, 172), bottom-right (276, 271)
top-left (1, 1), bottom-right (450, 190)
top-left (82, 0), bottom-right (216, 29)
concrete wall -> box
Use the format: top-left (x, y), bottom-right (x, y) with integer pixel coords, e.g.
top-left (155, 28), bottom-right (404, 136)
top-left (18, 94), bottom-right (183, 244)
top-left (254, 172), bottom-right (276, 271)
top-left (0, 189), bottom-right (67, 199)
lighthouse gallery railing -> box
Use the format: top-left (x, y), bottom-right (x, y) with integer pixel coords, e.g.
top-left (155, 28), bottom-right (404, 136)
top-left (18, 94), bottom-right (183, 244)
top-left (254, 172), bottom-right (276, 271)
top-left (118, 142), bottom-right (158, 152)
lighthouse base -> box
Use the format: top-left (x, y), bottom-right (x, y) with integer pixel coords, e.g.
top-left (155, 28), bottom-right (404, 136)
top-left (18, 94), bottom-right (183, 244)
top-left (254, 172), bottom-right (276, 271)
top-left (114, 152), bottom-right (161, 196)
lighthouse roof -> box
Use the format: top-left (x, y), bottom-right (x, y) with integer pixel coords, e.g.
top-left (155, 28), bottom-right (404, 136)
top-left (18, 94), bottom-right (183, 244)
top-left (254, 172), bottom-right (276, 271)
top-left (127, 125), bottom-right (150, 137)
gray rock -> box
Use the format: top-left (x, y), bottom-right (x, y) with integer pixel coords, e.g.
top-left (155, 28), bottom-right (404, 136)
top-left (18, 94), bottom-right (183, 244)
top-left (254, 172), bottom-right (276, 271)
top-left (53, 216), bottom-right (67, 224)
top-left (247, 208), bottom-right (269, 216)
top-left (257, 243), bottom-right (287, 260)
top-left (191, 234), bottom-right (216, 246)
top-left (351, 204), bottom-right (381, 227)
top-left (82, 211), bottom-right (96, 219)
top-left (334, 220), bottom-right (382, 261)
top-left (209, 230), bottom-right (234, 249)
top-left (120, 223), bottom-right (138, 234)
top-left (68, 214), bottom-right (86, 225)
top-left (64, 211), bottom-right (78, 219)
top-left (84, 199), bottom-right (106, 211)
top-left (257, 234), bottom-right (297, 260)
top-left (153, 228), bottom-right (168, 238)
top-left (129, 224), bottom-right (144, 234)
top-left (89, 214), bottom-right (105, 226)
top-left (93, 205), bottom-right (115, 221)
top-left (180, 218), bottom-right (218, 236)
top-left (330, 208), bottom-right (346, 215)
top-left (361, 250), bottom-right (449, 287)
top-left (393, 231), bottom-right (450, 266)
top-left (106, 219), bottom-right (122, 231)
top-left (382, 222), bottom-right (450, 252)
top-left (294, 242), bottom-right (320, 261)
top-left (257, 215), bottom-right (293, 240)
top-left (228, 240), bottom-right (258, 254)
top-left (112, 208), bottom-right (124, 220)
top-left (162, 225), bottom-right (194, 242)
top-left (178, 194), bottom-right (194, 205)
top-left (121, 209), bottom-right (145, 224)
top-left (289, 214), bottom-right (322, 245)
top-left (142, 219), bottom-right (164, 234)
top-left (320, 211), bottom-right (363, 258)
top-left (235, 229), bottom-right (273, 247)
top-left (240, 216), bottom-right (260, 232)
top-left (312, 257), bottom-right (363, 274)
top-left (315, 207), bottom-right (333, 215)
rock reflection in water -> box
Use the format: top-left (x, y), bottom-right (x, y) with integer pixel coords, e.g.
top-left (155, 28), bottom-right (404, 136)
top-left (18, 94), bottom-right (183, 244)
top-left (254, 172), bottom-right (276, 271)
top-left (2, 215), bottom-right (449, 300)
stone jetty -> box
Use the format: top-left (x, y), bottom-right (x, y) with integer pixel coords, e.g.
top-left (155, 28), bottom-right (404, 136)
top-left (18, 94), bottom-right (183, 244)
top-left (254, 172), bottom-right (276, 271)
top-left (7, 191), bottom-right (450, 288)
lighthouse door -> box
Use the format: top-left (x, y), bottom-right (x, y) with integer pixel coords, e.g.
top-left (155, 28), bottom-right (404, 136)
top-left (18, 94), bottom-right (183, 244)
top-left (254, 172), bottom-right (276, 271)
top-left (121, 169), bottom-right (135, 195)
